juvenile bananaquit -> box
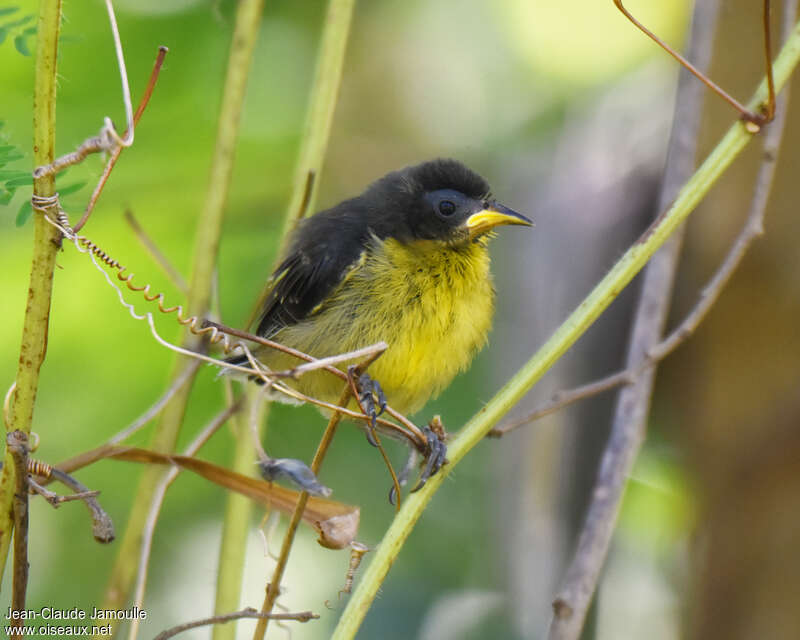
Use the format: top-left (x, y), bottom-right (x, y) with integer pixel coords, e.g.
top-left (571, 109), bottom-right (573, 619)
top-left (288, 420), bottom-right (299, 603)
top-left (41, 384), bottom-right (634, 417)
top-left (232, 158), bottom-right (532, 436)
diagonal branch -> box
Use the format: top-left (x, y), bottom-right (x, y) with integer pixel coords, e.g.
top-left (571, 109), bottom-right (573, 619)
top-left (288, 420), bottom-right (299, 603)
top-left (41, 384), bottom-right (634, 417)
top-left (547, 1), bottom-right (796, 638)
top-left (329, 12), bottom-right (800, 639)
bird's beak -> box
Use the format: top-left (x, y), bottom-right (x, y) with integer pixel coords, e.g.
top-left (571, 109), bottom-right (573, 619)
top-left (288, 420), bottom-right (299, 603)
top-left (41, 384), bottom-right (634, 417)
top-left (465, 202), bottom-right (533, 239)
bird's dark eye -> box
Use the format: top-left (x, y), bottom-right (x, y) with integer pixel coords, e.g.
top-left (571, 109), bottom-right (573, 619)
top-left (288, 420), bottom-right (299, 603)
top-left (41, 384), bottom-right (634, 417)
top-left (438, 200), bottom-right (456, 216)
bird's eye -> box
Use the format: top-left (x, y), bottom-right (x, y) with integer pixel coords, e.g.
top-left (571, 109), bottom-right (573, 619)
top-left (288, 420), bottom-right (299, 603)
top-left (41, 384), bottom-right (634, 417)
top-left (438, 200), bottom-right (456, 216)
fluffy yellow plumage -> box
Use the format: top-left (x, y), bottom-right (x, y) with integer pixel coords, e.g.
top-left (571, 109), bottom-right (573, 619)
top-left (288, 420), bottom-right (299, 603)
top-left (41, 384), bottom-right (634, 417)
top-left (260, 235), bottom-right (495, 415)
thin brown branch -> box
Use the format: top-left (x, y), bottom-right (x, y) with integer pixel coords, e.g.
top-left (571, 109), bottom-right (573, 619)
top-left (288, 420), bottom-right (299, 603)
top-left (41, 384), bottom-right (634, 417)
top-left (613, 0), bottom-right (774, 127)
top-left (48, 467), bottom-right (116, 543)
top-left (8, 431), bottom-right (30, 629)
top-left (32, 128), bottom-right (117, 179)
top-left (27, 477), bottom-right (99, 506)
top-left (207, 321), bottom-right (427, 447)
top-left (154, 607), bottom-right (318, 640)
top-left (281, 341), bottom-right (388, 378)
top-left (124, 209), bottom-right (189, 293)
top-left (253, 385), bottom-right (351, 640)
top-left (489, 369), bottom-right (636, 437)
top-left (74, 45), bottom-right (168, 232)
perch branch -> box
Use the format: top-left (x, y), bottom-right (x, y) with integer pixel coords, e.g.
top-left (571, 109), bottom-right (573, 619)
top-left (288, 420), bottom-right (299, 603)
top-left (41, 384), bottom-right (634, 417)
top-left (547, 2), bottom-right (795, 638)
top-left (329, 15), bottom-right (800, 639)
top-left (253, 381), bottom-right (352, 640)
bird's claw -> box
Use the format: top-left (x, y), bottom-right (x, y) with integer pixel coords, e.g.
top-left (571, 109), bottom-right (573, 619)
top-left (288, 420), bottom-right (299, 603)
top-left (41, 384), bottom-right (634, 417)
top-left (350, 369), bottom-right (387, 447)
top-left (410, 422), bottom-right (448, 493)
top-left (388, 418), bottom-right (448, 504)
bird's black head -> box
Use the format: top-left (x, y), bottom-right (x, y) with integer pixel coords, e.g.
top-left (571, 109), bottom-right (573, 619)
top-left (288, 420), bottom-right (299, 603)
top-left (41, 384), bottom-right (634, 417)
top-left (362, 158), bottom-right (532, 244)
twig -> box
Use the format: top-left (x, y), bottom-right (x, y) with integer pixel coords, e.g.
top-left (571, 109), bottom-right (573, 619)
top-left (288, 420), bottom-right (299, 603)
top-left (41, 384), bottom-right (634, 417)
top-left (281, 342), bottom-right (388, 378)
top-left (154, 608), bottom-right (318, 640)
top-left (32, 0), bottom-right (137, 181)
top-left (208, 321), bottom-right (427, 447)
top-left (8, 431), bottom-right (30, 630)
top-left (27, 477), bottom-right (99, 506)
top-left (45, 467), bottom-right (116, 543)
top-left (489, 369), bottom-right (636, 437)
top-left (124, 209), bottom-right (189, 293)
top-left (613, 0), bottom-right (775, 128)
top-left (329, 11), bottom-right (800, 640)
top-left (253, 385), bottom-right (351, 640)
top-left (127, 400), bottom-right (243, 640)
top-left (74, 45), bottom-right (168, 232)
top-left (547, 2), bottom-right (796, 637)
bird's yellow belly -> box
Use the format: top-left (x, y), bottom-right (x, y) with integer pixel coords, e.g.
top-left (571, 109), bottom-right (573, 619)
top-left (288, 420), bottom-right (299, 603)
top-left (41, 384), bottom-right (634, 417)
top-left (266, 237), bottom-right (495, 416)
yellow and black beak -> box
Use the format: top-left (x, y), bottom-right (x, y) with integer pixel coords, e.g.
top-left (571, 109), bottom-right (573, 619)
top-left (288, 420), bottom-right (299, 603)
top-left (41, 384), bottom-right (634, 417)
top-left (464, 202), bottom-right (533, 239)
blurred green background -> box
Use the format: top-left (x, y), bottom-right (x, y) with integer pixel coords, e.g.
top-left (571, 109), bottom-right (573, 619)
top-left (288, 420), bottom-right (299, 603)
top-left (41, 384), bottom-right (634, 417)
top-left (3, 1), bottom-right (800, 639)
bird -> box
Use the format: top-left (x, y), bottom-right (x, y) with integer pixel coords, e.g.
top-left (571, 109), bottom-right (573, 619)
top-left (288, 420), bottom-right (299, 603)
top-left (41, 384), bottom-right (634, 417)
top-left (228, 158), bottom-right (531, 482)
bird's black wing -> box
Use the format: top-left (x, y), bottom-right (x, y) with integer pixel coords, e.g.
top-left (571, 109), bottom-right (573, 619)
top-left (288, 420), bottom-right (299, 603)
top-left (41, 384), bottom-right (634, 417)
top-left (256, 202), bottom-right (370, 338)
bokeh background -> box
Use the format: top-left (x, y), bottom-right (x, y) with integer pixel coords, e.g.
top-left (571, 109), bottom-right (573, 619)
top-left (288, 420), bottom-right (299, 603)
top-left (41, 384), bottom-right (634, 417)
top-left (2, 0), bottom-right (800, 638)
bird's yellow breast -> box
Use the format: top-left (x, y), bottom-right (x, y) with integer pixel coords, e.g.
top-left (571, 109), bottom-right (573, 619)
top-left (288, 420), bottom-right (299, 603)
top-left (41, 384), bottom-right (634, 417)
top-left (265, 236), bottom-right (495, 416)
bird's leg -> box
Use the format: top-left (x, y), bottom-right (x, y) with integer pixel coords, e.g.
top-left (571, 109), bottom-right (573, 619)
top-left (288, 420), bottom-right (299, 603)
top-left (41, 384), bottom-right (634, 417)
top-left (411, 415), bottom-right (448, 493)
top-left (347, 367), bottom-right (387, 447)
top-left (389, 446), bottom-right (419, 505)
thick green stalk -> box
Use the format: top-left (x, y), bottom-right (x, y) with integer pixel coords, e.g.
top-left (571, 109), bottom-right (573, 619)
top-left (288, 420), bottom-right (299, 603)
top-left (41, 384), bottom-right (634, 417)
top-left (280, 0), bottom-right (356, 241)
top-left (0, 0), bottom-right (63, 585)
top-left (331, 19), bottom-right (800, 640)
top-left (212, 391), bottom-right (267, 640)
top-left (246, 0), bottom-right (357, 332)
top-left (97, 0), bottom-right (265, 631)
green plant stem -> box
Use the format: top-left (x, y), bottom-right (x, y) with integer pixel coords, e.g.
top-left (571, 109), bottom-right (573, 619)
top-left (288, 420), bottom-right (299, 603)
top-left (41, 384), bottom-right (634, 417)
top-left (246, 0), bottom-right (357, 331)
top-left (97, 0), bottom-right (265, 631)
top-left (0, 0), bottom-right (62, 586)
top-left (330, 19), bottom-right (800, 640)
top-left (282, 0), bottom-right (356, 236)
top-left (212, 390), bottom-right (267, 640)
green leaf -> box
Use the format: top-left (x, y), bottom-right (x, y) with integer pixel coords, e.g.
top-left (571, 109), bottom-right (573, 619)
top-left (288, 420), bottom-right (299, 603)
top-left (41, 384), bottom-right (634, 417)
top-left (2, 13), bottom-right (32, 29)
top-left (0, 188), bottom-right (14, 206)
top-left (0, 148), bottom-right (24, 163)
top-left (0, 169), bottom-right (28, 180)
top-left (0, 27), bottom-right (8, 46)
top-left (0, 7), bottom-right (19, 18)
top-left (5, 175), bottom-right (30, 187)
top-left (15, 199), bottom-right (32, 226)
top-left (13, 33), bottom-right (29, 56)
top-left (57, 180), bottom-right (87, 196)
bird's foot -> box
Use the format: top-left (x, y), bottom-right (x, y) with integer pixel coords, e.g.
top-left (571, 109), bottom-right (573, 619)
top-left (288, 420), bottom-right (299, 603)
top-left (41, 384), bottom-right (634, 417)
top-left (389, 416), bottom-right (449, 503)
top-left (411, 415), bottom-right (448, 492)
top-left (348, 367), bottom-right (387, 447)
